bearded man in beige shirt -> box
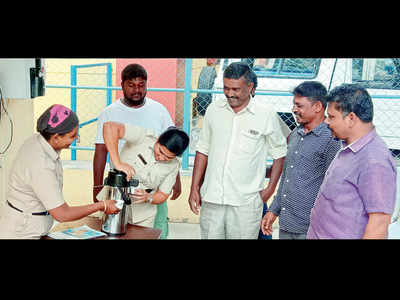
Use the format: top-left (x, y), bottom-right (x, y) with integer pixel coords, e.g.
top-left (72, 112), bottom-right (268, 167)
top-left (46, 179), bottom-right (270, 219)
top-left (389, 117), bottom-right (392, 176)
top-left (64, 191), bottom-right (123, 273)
top-left (188, 62), bottom-right (288, 239)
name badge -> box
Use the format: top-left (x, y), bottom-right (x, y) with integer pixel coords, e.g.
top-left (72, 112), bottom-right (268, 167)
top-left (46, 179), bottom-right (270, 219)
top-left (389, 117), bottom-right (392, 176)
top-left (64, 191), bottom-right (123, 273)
top-left (249, 129), bottom-right (259, 136)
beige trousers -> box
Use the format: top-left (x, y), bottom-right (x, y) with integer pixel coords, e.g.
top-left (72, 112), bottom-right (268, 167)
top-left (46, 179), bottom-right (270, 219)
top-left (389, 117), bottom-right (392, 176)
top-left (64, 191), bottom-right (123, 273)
top-left (0, 203), bottom-right (53, 239)
top-left (200, 194), bottom-right (263, 239)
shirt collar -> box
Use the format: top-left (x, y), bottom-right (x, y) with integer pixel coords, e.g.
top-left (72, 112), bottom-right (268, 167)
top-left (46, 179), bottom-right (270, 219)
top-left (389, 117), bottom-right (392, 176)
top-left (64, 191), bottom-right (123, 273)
top-left (216, 97), bottom-right (256, 114)
top-left (297, 121), bottom-right (328, 137)
top-left (36, 133), bottom-right (60, 161)
top-left (343, 127), bottom-right (377, 153)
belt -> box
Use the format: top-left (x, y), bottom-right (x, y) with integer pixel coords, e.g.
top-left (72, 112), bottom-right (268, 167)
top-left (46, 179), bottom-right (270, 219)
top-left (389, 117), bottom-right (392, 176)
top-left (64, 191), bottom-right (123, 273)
top-left (7, 201), bottom-right (50, 216)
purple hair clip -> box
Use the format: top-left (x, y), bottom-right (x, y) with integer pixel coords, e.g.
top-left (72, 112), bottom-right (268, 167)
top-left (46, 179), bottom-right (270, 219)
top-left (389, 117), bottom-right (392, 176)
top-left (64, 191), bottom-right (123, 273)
top-left (48, 104), bottom-right (71, 128)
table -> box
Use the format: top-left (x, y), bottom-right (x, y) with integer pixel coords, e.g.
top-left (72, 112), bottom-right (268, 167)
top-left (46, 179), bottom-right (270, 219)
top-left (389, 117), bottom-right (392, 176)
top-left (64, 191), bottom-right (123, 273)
top-left (43, 216), bottom-right (162, 240)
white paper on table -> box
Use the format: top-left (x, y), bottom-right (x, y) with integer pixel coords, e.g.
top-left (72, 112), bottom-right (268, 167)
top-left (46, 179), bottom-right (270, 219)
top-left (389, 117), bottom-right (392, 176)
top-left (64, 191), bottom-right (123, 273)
top-left (47, 225), bottom-right (107, 239)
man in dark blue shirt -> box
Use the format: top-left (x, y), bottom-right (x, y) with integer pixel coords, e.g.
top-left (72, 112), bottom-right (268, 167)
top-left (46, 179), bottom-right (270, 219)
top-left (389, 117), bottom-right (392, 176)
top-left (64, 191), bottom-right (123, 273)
top-left (261, 81), bottom-right (341, 239)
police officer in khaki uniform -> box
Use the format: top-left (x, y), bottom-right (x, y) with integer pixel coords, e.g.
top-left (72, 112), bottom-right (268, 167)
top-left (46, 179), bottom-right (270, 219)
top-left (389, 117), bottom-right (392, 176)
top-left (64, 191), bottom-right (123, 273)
top-left (0, 104), bottom-right (120, 239)
top-left (96, 121), bottom-right (189, 228)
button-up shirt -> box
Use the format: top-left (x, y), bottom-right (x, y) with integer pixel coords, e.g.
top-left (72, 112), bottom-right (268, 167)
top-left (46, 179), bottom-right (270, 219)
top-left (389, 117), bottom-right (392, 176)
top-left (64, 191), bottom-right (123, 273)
top-left (97, 124), bottom-right (180, 223)
top-left (307, 128), bottom-right (397, 239)
top-left (268, 122), bottom-right (341, 233)
top-left (0, 133), bottom-right (65, 238)
top-left (7, 133), bottom-right (65, 212)
top-left (121, 124), bottom-right (180, 195)
top-left (196, 97), bottom-right (288, 207)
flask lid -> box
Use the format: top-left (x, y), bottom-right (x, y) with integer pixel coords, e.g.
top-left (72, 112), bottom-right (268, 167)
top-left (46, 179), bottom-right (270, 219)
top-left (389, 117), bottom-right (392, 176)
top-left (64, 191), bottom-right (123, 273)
top-left (104, 169), bottom-right (129, 187)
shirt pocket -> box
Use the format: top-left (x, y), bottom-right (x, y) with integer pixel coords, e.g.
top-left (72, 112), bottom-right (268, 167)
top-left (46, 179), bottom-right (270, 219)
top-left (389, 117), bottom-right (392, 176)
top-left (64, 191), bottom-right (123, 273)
top-left (297, 150), bottom-right (324, 180)
top-left (127, 153), bottom-right (147, 176)
top-left (238, 129), bottom-right (262, 154)
top-left (147, 163), bottom-right (173, 190)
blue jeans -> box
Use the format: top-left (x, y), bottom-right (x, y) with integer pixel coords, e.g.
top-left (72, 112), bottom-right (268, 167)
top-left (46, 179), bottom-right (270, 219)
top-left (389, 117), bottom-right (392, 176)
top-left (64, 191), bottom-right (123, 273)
top-left (258, 202), bottom-right (272, 240)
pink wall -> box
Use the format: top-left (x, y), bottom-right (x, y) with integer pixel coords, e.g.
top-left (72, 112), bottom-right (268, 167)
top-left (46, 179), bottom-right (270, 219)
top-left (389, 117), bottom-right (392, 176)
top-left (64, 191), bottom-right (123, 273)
top-left (116, 59), bottom-right (177, 123)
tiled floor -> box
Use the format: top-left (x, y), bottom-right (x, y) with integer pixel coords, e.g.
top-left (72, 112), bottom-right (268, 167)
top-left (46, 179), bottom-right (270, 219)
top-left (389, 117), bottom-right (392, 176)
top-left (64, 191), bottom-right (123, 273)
top-left (167, 222), bottom-right (201, 239)
top-left (167, 222), bottom-right (279, 239)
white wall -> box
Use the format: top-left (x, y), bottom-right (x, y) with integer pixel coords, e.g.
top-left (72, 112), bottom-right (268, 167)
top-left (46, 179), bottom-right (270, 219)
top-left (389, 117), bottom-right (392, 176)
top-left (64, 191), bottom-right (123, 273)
top-left (0, 98), bottom-right (34, 206)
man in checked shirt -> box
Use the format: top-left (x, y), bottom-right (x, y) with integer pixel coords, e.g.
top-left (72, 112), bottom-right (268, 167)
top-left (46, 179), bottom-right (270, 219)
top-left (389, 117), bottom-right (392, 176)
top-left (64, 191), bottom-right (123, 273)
top-left (261, 81), bottom-right (341, 239)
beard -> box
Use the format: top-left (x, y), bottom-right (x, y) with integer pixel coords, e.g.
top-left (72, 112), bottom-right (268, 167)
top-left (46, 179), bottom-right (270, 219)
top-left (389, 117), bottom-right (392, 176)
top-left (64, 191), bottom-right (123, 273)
top-left (123, 93), bottom-right (146, 107)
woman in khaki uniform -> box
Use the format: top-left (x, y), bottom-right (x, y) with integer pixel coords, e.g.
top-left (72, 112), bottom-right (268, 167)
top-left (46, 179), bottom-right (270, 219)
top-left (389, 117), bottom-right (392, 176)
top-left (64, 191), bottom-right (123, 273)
top-left (96, 121), bottom-right (189, 228)
top-left (0, 104), bottom-right (120, 239)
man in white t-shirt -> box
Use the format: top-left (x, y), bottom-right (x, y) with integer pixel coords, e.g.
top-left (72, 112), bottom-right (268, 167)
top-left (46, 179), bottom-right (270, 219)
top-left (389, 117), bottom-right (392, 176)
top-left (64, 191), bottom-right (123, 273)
top-left (93, 63), bottom-right (181, 238)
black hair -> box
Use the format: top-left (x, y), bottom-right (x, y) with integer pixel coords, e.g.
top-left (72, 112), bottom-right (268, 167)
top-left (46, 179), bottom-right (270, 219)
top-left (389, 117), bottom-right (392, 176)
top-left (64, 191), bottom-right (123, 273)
top-left (326, 83), bottom-right (373, 122)
top-left (292, 81), bottom-right (328, 109)
top-left (121, 64), bottom-right (147, 82)
top-left (223, 62), bottom-right (253, 85)
top-left (248, 68), bottom-right (258, 97)
top-left (158, 126), bottom-right (189, 157)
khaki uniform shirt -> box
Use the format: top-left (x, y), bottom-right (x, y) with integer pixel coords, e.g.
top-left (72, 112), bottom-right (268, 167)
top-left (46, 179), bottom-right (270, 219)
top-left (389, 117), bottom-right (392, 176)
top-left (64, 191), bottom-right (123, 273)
top-left (196, 98), bottom-right (288, 207)
top-left (97, 124), bottom-right (180, 223)
top-left (0, 133), bottom-right (65, 239)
